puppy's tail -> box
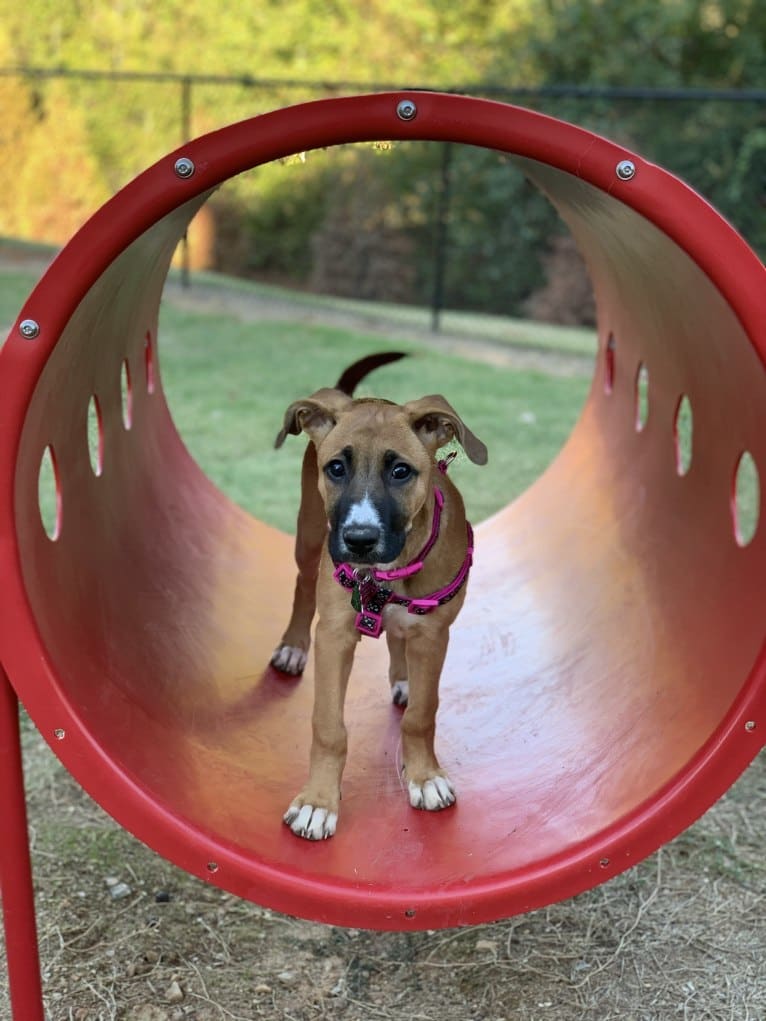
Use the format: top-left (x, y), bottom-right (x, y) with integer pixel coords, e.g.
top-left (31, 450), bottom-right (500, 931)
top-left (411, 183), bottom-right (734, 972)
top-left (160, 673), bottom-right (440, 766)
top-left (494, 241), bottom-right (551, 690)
top-left (334, 351), bottom-right (407, 396)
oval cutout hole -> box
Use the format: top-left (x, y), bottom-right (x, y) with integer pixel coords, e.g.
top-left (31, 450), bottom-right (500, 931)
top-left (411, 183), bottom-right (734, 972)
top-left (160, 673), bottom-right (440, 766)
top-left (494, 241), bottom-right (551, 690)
top-left (635, 363), bottom-right (649, 432)
top-left (604, 334), bottom-right (616, 395)
top-left (38, 445), bottom-right (62, 540)
top-left (732, 451), bottom-right (760, 547)
top-left (674, 395), bottom-right (693, 476)
top-left (87, 395), bottom-right (104, 476)
top-left (145, 331), bottom-right (156, 395)
top-left (121, 359), bottom-right (133, 429)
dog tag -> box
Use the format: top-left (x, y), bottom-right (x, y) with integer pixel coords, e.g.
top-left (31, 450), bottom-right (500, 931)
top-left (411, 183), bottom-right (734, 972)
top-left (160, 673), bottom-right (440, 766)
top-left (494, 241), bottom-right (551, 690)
top-left (351, 584), bottom-right (361, 612)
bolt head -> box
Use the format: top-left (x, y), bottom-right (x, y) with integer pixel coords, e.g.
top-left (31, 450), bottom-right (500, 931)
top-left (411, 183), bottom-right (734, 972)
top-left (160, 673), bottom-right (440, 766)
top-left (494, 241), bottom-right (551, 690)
top-left (396, 99), bottom-right (418, 122)
top-left (616, 159), bottom-right (637, 181)
top-left (174, 156), bottom-right (195, 179)
top-left (19, 318), bottom-right (40, 339)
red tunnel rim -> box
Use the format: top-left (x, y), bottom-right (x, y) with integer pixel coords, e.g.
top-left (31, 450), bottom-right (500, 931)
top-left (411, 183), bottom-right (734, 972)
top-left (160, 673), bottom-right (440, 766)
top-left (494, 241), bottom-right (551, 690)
top-left (1, 91), bottom-right (765, 929)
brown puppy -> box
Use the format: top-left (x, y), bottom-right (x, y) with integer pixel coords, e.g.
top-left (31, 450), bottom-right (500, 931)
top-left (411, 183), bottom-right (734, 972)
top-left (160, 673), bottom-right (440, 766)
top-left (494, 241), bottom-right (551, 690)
top-left (273, 360), bottom-right (487, 840)
top-left (272, 353), bottom-right (407, 677)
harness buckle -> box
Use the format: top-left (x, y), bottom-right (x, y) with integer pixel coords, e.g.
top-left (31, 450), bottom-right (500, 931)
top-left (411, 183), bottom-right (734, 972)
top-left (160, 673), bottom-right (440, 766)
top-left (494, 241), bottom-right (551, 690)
top-left (354, 610), bottom-right (384, 638)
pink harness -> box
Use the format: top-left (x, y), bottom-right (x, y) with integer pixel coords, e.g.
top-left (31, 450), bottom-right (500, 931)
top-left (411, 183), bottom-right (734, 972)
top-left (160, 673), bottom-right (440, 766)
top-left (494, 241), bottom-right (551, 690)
top-left (332, 456), bottom-right (474, 638)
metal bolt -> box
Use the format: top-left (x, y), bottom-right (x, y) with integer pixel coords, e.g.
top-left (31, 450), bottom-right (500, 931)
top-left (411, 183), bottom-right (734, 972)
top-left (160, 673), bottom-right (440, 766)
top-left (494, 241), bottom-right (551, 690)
top-left (745, 720), bottom-right (756, 732)
top-left (54, 728), bottom-right (65, 740)
top-left (396, 99), bottom-right (418, 122)
top-left (616, 159), bottom-right (637, 181)
top-left (174, 156), bottom-right (195, 179)
top-left (599, 857), bottom-right (610, 868)
top-left (206, 861), bottom-right (219, 873)
top-left (19, 318), bottom-right (40, 339)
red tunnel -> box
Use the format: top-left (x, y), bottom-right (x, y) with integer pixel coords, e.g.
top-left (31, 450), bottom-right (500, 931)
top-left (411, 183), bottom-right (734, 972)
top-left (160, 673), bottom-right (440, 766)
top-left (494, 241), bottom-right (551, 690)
top-left (1, 93), bottom-right (764, 932)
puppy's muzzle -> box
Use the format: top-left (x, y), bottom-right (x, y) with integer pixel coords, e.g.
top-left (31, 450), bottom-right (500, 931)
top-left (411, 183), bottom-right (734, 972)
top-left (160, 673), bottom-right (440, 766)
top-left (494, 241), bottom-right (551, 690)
top-left (341, 523), bottom-right (382, 560)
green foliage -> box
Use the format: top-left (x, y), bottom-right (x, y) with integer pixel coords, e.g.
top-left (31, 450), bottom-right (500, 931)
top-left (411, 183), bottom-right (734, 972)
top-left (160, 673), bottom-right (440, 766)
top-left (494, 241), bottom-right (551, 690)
top-left (645, 100), bottom-right (766, 254)
top-left (438, 147), bottom-right (559, 314)
top-left (495, 0), bottom-right (766, 257)
top-left (210, 140), bottom-right (560, 315)
top-left (315, 141), bottom-right (560, 314)
top-left (0, 28), bottom-right (109, 240)
top-left (0, 0), bottom-right (517, 87)
top-left (505, 0), bottom-right (766, 88)
top-left (215, 161), bottom-right (333, 280)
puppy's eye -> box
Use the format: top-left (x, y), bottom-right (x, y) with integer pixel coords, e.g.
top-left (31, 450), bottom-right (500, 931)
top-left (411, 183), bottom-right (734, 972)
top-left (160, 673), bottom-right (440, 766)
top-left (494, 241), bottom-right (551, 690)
top-left (391, 462), bottom-right (413, 482)
top-left (325, 459), bottom-right (346, 481)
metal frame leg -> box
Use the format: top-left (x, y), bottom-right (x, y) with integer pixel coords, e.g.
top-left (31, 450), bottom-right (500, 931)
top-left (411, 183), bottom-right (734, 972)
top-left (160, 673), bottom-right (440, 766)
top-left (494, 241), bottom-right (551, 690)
top-left (0, 666), bottom-right (45, 1021)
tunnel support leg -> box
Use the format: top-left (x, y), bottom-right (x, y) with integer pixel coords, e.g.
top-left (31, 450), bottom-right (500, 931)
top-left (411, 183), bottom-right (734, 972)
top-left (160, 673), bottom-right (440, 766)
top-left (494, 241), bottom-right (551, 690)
top-left (0, 666), bottom-right (45, 1021)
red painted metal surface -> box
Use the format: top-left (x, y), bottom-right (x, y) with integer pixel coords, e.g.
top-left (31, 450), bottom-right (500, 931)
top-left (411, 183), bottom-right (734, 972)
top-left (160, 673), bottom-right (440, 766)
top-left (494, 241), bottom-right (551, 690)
top-left (0, 95), bottom-right (764, 947)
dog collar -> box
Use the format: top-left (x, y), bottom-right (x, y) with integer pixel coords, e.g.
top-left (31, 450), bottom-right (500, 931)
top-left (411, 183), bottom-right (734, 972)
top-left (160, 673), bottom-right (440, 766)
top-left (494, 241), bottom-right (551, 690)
top-left (333, 458), bottom-right (473, 638)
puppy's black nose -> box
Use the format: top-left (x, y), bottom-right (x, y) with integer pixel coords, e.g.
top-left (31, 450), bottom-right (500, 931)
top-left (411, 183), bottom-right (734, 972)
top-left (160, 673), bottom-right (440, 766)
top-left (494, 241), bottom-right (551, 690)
top-left (342, 524), bottom-right (381, 557)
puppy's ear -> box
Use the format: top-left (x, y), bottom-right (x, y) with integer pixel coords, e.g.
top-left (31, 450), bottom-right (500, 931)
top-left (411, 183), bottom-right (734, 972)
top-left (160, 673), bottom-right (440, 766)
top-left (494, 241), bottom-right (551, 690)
top-left (275, 388), bottom-right (352, 448)
top-left (403, 395), bottom-right (488, 465)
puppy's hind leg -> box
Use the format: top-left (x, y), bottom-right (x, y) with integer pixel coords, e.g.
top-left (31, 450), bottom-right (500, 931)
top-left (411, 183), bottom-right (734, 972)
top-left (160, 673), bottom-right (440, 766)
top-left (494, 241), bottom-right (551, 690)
top-left (271, 445), bottom-right (325, 676)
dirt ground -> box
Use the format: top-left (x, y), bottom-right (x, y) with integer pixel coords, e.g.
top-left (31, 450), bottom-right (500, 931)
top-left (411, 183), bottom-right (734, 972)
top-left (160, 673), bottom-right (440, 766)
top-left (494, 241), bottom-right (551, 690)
top-left (1, 263), bottom-right (765, 1020)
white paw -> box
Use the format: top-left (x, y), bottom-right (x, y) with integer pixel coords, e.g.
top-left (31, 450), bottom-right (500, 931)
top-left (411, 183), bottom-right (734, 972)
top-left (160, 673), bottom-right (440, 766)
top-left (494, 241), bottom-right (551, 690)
top-left (391, 680), bottom-right (409, 706)
top-left (408, 775), bottom-right (456, 811)
top-left (283, 803), bottom-right (338, 840)
top-left (271, 644), bottom-right (308, 675)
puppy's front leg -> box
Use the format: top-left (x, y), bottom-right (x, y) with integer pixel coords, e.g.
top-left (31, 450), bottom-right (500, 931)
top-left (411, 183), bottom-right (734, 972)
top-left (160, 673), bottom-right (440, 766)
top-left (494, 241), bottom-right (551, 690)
top-left (284, 620), bottom-right (358, 839)
top-left (401, 628), bottom-right (456, 812)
